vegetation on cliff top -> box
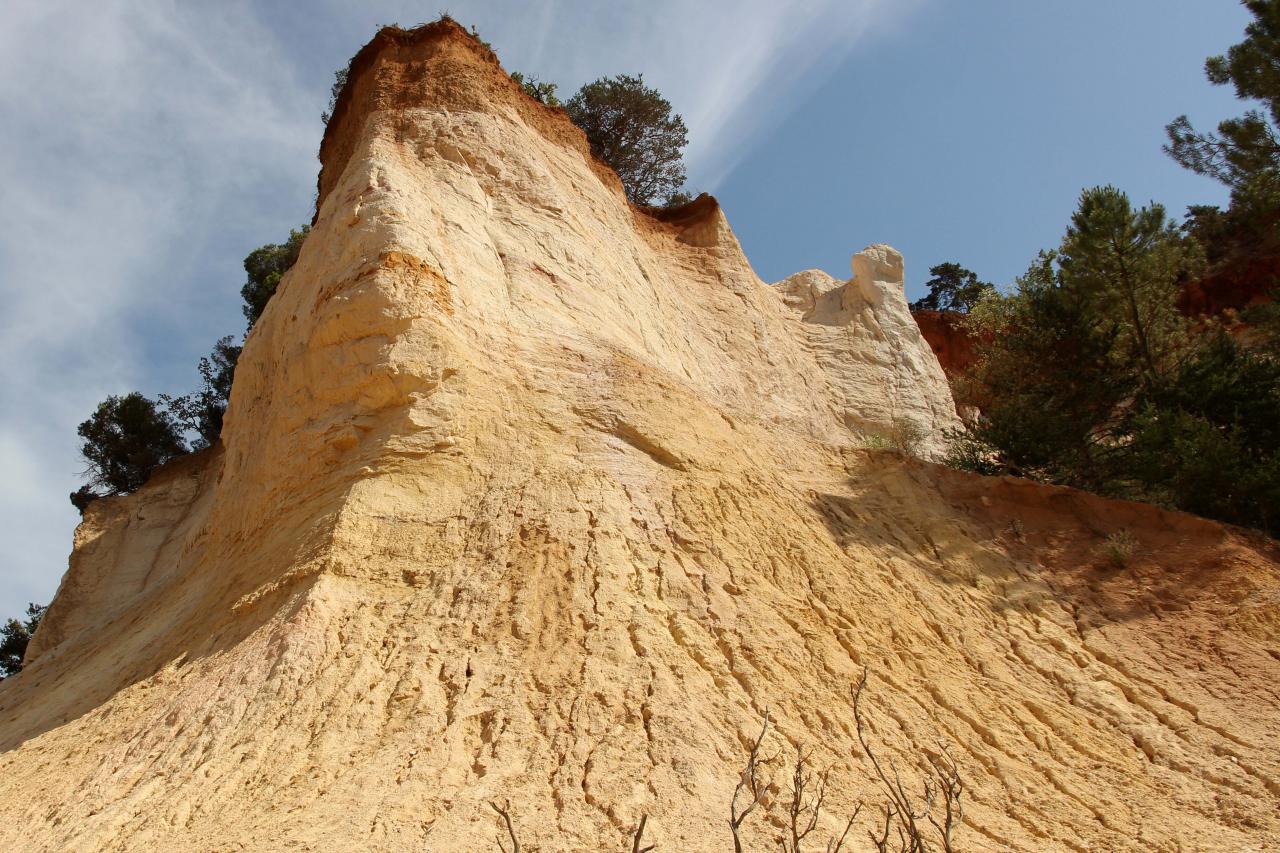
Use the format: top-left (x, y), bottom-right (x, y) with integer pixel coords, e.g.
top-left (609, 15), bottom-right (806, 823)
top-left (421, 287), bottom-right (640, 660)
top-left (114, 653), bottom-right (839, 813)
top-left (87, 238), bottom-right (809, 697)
top-left (510, 71), bottom-right (560, 107)
top-left (240, 227), bottom-right (309, 329)
top-left (76, 392), bottom-right (188, 499)
top-left (944, 1), bottom-right (1280, 537)
top-left (320, 21), bottom-right (692, 207)
top-left (72, 233), bottom-right (297, 509)
top-left (563, 74), bottom-right (689, 206)
top-left (908, 263), bottom-right (993, 314)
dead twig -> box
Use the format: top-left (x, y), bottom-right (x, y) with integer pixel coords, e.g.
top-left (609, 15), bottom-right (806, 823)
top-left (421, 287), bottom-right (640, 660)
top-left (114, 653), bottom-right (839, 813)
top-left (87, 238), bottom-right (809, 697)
top-left (778, 746), bottom-right (859, 853)
top-left (924, 747), bottom-right (963, 853)
top-left (853, 668), bottom-right (963, 853)
top-left (730, 710), bottom-right (776, 853)
top-left (490, 799), bottom-right (520, 853)
top-left (630, 813), bottom-right (655, 853)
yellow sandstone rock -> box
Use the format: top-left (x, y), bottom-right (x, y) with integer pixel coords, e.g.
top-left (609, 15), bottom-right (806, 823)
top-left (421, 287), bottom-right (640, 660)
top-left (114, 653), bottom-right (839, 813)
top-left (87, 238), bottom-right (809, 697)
top-left (1, 20), bottom-right (1277, 852)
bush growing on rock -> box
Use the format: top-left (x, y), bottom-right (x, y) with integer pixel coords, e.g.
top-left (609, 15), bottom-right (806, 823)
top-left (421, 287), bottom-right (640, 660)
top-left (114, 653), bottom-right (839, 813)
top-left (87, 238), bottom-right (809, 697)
top-left (161, 336), bottom-right (242, 450)
top-left (320, 67), bottom-right (348, 126)
top-left (71, 226), bottom-right (310, 507)
top-left (510, 71), bottom-right (560, 106)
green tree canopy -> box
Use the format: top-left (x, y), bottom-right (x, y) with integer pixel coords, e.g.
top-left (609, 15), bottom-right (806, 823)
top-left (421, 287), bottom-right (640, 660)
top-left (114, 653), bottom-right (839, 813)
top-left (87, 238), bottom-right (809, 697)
top-left (76, 392), bottom-right (188, 498)
top-left (564, 74), bottom-right (689, 206)
top-left (1166, 0), bottom-right (1280, 266)
top-left (1126, 332), bottom-right (1280, 533)
top-left (947, 186), bottom-right (1280, 535)
top-left (241, 226), bottom-right (309, 328)
top-left (1056, 187), bottom-right (1200, 382)
top-left (909, 262), bottom-right (993, 313)
top-left (72, 227), bottom-right (308, 509)
top-left (1166, 0), bottom-right (1280, 195)
top-left (955, 248), bottom-right (1132, 492)
top-left (0, 603), bottom-right (45, 677)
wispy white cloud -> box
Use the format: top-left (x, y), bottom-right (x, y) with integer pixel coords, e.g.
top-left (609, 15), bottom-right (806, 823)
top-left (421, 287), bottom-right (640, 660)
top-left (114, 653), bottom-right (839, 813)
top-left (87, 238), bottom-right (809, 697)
top-left (347, 0), bottom-right (922, 185)
top-left (459, 0), bottom-right (925, 188)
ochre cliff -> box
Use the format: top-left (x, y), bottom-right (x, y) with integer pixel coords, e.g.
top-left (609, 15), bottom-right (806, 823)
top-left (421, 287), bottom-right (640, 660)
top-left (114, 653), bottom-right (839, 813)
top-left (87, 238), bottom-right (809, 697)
top-left (2, 20), bottom-right (1279, 852)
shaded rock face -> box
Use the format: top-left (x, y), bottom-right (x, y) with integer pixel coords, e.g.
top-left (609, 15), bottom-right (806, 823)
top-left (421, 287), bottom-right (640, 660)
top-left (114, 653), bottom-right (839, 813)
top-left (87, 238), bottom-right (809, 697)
top-left (4, 20), bottom-right (1280, 852)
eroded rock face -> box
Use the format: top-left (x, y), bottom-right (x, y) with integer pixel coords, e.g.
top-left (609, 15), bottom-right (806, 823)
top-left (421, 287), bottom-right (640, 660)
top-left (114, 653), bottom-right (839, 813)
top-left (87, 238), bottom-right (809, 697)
top-left (774, 245), bottom-right (961, 456)
top-left (912, 308), bottom-right (980, 377)
top-left (2, 20), bottom-right (1278, 853)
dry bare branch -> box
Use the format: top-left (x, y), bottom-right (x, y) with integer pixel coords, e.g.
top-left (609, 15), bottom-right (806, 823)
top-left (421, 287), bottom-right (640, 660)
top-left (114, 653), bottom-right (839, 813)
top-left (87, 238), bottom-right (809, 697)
top-left (490, 799), bottom-right (520, 853)
top-left (729, 710), bottom-right (775, 853)
top-left (778, 746), bottom-right (860, 853)
top-left (852, 668), bottom-right (963, 853)
top-left (630, 813), bottom-right (655, 853)
top-left (924, 747), bottom-right (963, 853)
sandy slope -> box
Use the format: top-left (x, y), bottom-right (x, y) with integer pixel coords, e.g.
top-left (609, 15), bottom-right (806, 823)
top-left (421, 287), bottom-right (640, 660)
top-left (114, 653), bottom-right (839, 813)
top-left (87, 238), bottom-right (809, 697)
top-left (1, 20), bottom-right (1277, 851)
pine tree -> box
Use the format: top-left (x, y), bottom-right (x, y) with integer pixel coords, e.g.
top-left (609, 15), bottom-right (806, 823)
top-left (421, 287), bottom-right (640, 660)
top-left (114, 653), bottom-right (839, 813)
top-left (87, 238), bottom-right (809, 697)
top-left (0, 604), bottom-right (46, 677)
top-left (564, 74), bottom-right (688, 206)
top-left (1165, 0), bottom-right (1280, 196)
top-left (909, 263), bottom-right (993, 313)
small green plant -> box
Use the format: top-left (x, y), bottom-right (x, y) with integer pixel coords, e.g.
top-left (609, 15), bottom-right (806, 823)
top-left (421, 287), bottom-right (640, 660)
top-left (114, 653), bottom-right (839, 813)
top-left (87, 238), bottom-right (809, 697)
top-left (320, 67), bottom-right (348, 125)
top-left (943, 428), bottom-right (1004, 475)
top-left (1101, 530), bottom-right (1139, 568)
top-left (468, 24), bottom-right (494, 52)
top-left (859, 418), bottom-right (926, 456)
top-left (888, 417), bottom-right (925, 455)
top-left (858, 433), bottom-right (894, 450)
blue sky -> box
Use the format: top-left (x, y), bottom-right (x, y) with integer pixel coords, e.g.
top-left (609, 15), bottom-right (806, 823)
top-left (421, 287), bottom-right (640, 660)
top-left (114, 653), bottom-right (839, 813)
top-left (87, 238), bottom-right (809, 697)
top-left (0, 0), bottom-right (1251, 618)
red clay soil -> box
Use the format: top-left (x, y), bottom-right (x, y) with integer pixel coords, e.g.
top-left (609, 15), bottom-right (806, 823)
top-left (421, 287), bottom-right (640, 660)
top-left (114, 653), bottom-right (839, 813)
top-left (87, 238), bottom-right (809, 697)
top-left (912, 310), bottom-right (979, 375)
